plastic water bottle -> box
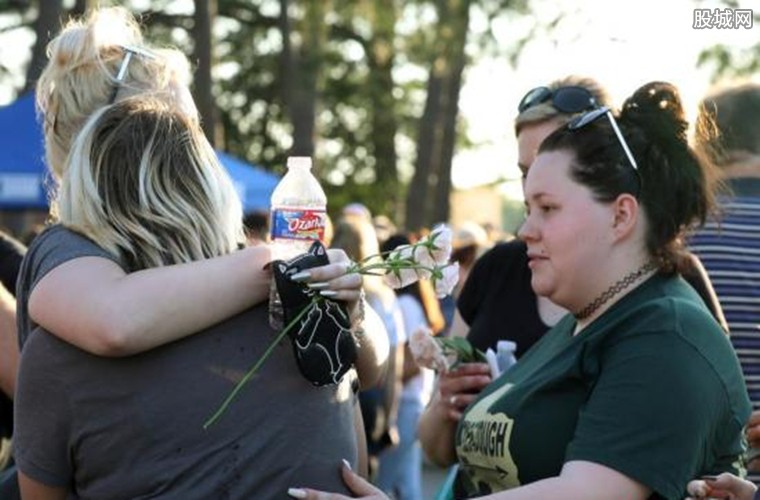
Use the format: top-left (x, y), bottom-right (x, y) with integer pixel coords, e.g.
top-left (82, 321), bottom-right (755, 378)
top-left (496, 340), bottom-right (517, 373)
top-left (268, 156), bottom-right (328, 329)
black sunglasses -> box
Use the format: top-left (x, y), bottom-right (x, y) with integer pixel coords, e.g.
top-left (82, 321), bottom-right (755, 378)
top-left (517, 86), bottom-right (598, 114)
top-left (568, 106), bottom-right (641, 195)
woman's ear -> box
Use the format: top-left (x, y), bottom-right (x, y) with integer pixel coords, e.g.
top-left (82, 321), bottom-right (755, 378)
top-left (611, 193), bottom-right (639, 241)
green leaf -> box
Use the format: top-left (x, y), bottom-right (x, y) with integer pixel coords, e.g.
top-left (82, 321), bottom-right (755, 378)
top-left (438, 337), bottom-right (486, 363)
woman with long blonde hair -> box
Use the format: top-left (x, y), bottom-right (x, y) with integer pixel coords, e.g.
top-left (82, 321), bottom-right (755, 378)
top-left (13, 7), bottom-right (387, 498)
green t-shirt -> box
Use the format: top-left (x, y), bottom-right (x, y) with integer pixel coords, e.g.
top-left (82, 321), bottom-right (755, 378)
top-left (455, 274), bottom-right (750, 500)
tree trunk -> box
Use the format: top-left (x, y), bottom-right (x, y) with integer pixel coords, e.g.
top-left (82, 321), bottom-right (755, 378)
top-left (405, 0), bottom-right (471, 231)
top-left (23, 0), bottom-right (64, 94)
top-left (280, 0), bottom-right (327, 159)
top-left (193, 0), bottom-right (218, 146)
top-left (367, 0), bottom-right (399, 218)
top-left (406, 72), bottom-right (443, 232)
top-left (432, 0), bottom-right (469, 224)
top-left (70, 0), bottom-right (94, 17)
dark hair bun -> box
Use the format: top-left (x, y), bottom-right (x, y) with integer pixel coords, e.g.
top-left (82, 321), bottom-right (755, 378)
top-left (621, 81), bottom-right (689, 146)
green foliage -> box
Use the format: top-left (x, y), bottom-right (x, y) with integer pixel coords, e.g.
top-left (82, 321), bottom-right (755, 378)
top-left (697, 6), bottom-right (760, 81)
top-left (698, 42), bottom-right (760, 81)
top-left (4, 0), bottom-right (541, 224)
top-left (439, 336), bottom-right (486, 368)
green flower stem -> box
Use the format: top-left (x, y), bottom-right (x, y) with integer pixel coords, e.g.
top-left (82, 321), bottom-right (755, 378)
top-left (352, 234), bottom-right (442, 268)
top-left (355, 260), bottom-right (438, 276)
top-left (203, 230), bottom-right (450, 429)
top-left (203, 298), bottom-right (318, 429)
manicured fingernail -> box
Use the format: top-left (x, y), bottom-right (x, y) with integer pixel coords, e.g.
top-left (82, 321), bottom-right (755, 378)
top-left (290, 271), bottom-right (311, 282)
top-left (320, 290), bottom-right (338, 298)
top-left (307, 282), bottom-right (330, 290)
top-left (342, 458), bottom-right (352, 470)
top-left (288, 488), bottom-right (307, 498)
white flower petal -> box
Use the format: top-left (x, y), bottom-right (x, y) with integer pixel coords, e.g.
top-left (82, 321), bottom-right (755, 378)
top-left (408, 327), bottom-right (449, 372)
top-left (428, 225), bottom-right (453, 265)
top-left (411, 246), bottom-right (434, 279)
top-left (383, 267), bottom-right (419, 289)
top-left (434, 262), bottom-right (460, 298)
top-left (388, 244), bottom-right (414, 263)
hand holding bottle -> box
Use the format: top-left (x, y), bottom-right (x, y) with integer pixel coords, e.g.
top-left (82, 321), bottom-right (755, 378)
top-left (269, 156), bottom-right (328, 329)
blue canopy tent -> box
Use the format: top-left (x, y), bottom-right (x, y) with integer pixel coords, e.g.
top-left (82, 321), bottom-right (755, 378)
top-left (0, 93), bottom-right (49, 209)
top-left (217, 151), bottom-right (279, 213)
top-left (0, 93), bottom-right (278, 212)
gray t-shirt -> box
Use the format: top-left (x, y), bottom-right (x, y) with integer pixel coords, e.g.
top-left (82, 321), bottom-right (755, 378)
top-left (14, 225), bottom-right (359, 499)
top-left (15, 225), bottom-right (120, 349)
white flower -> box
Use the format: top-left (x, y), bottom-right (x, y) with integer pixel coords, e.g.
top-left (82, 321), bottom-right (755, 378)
top-left (433, 262), bottom-right (459, 298)
top-left (426, 225), bottom-right (452, 265)
top-left (374, 228), bottom-right (459, 293)
top-left (408, 327), bottom-right (450, 372)
top-left (411, 245), bottom-right (434, 279)
top-left (385, 245), bottom-right (415, 268)
top-left (384, 243), bottom-right (429, 286)
top-left (384, 266), bottom-right (420, 289)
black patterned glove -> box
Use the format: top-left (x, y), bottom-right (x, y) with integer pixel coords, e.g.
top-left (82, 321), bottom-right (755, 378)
top-left (271, 241), bottom-right (358, 386)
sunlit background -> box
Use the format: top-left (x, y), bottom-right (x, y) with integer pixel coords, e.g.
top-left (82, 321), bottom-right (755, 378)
top-left (454, 0), bottom-right (758, 200)
top-left (0, 0), bottom-right (757, 235)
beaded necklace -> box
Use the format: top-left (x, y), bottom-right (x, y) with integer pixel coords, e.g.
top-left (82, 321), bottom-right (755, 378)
top-left (574, 261), bottom-right (657, 320)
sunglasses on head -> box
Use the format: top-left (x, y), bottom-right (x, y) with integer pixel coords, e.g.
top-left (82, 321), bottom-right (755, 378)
top-left (109, 45), bottom-right (158, 104)
top-left (568, 106), bottom-right (641, 195)
top-left (517, 86), bottom-right (598, 114)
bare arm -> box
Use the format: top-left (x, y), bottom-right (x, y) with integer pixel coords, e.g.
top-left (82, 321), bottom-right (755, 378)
top-left (472, 461), bottom-right (650, 500)
top-left (381, 341), bottom-right (404, 445)
top-left (418, 363), bottom-right (492, 467)
top-left (346, 297), bottom-right (389, 389)
top-left (18, 471), bottom-right (67, 500)
top-left (417, 389), bottom-right (458, 467)
top-left (291, 460), bottom-right (650, 500)
top-left (0, 282), bottom-right (17, 397)
top-left (379, 302), bottom-right (406, 446)
top-left (352, 400), bottom-right (369, 478)
top-left (29, 245), bottom-right (272, 356)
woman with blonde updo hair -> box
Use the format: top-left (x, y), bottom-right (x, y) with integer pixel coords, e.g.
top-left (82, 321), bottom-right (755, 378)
top-left (37, 7), bottom-right (195, 186)
top-left (19, 6), bottom-right (276, 357)
top-left (15, 96), bottom-right (382, 498)
top-left (17, 6), bottom-right (385, 366)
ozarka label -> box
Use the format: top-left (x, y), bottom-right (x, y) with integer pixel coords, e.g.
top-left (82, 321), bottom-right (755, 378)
top-left (271, 208), bottom-right (326, 241)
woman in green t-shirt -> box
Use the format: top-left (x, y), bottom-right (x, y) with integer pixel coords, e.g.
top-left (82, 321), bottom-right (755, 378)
top-left (291, 81), bottom-right (751, 500)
